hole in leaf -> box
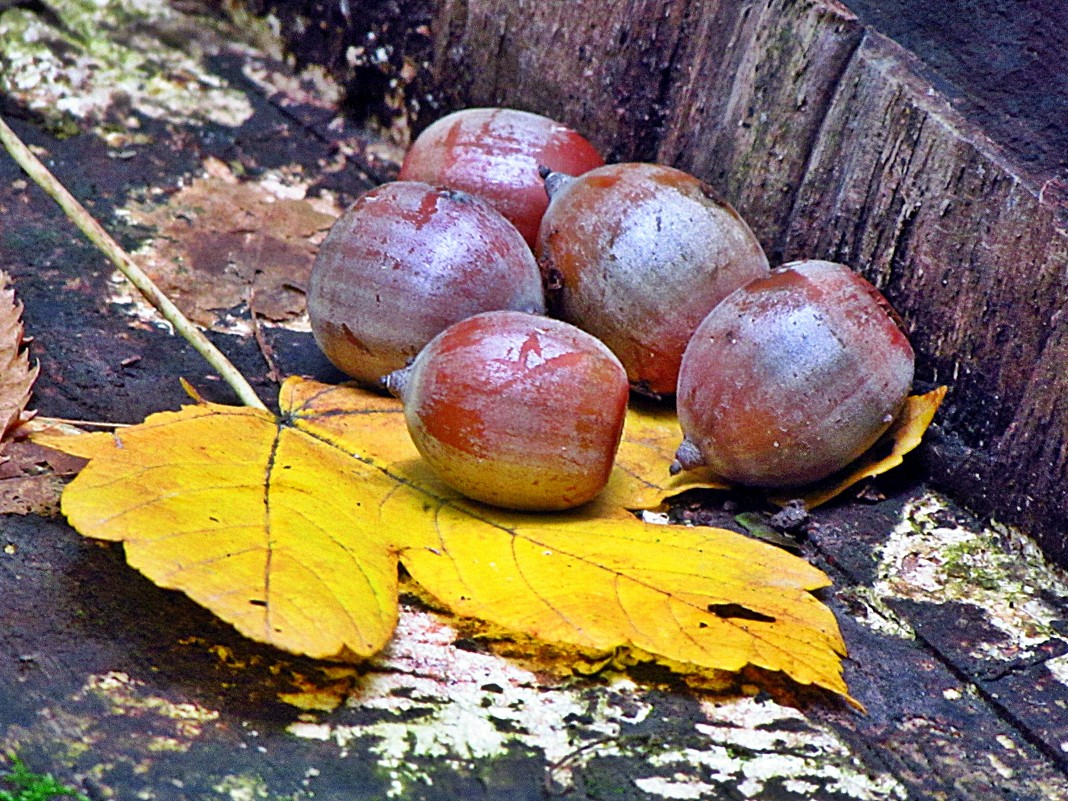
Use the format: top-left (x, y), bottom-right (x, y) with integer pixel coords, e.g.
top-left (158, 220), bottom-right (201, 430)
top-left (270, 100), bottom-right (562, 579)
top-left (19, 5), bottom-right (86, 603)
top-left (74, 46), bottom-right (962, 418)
top-left (706, 603), bottom-right (776, 623)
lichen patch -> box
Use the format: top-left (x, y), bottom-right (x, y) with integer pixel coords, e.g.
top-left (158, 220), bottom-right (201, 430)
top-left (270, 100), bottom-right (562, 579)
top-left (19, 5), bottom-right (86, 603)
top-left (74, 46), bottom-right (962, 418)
top-left (289, 606), bottom-right (651, 796)
top-left (213, 773), bottom-right (270, 801)
top-left (629, 696), bottom-right (907, 799)
top-left (1046, 653), bottom-right (1068, 686)
top-left (288, 606), bottom-right (905, 799)
top-left (77, 670), bottom-right (220, 743)
top-left (0, 0), bottom-right (254, 134)
top-left (871, 491), bottom-right (1068, 662)
top-left (634, 775), bottom-right (721, 799)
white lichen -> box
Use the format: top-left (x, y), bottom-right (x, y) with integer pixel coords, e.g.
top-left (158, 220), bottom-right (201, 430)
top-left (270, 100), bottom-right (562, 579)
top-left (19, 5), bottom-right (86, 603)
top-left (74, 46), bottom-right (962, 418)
top-left (633, 775), bottom-right (720, 799)
top-left (633, 697), bottom-right (906, 799)
top-left (869, 491), bottom-right (1068, 664)
top-left (0, 0), bottom-right (253, 133)
top-left (289, 607), bottom-right (906, 799)
top-left (290, 606), bottom-right (651, 796)
top-left (213, 774), bottom-right (269, 801)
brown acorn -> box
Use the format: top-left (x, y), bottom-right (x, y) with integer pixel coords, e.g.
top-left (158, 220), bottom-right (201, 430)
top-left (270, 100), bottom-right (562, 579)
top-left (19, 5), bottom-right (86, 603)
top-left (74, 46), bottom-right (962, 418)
top-left (385, 310), bottom-right (629, 511)
top-left (673, 260), bottom-right (916, 487)
top-left (307, 181), bottom-right (545, 386)
top-left (399, 107), bottom-right (604, 247)
top-left (536, 162), bottom-right (770, 396)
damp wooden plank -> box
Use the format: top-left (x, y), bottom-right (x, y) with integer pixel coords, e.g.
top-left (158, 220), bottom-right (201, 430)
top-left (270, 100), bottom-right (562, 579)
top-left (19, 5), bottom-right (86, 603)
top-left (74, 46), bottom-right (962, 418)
top-left (806, 489), bottom-right (1068, 795)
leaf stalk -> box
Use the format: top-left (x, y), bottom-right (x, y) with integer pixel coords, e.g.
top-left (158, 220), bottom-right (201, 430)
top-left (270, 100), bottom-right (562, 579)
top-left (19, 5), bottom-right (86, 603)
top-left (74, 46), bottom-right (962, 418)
top-left (0, 113), bottom-right (268, 411)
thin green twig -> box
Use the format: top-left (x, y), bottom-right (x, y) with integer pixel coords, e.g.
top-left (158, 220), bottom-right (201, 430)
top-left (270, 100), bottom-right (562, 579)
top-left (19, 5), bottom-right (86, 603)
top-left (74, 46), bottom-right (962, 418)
top-left (0, 113), bottom-right (269, 411)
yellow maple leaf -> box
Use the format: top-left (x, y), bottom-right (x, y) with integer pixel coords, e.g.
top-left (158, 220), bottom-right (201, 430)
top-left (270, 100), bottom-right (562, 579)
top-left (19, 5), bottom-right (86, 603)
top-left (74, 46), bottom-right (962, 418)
top-left (44, 403), bottom-right (399, 661)
top-left (38, 378), bottom-right (851, 699)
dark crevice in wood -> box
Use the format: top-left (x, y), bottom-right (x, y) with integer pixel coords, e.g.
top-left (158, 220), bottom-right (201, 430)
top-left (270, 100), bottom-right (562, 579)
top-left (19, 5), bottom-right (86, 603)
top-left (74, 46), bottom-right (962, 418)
top-left (772, 21), bottom-right (867, 263)
top-left (234, 0), bottom-right (438, 129)
top-left (639, 1), bottom-right (693, 164)
top-left (804, 497), bottom-right (1068, 796)
top-left (886, 198), bottom-right (919, 288)
top-left (900, 612), bottom-right (1068, 775)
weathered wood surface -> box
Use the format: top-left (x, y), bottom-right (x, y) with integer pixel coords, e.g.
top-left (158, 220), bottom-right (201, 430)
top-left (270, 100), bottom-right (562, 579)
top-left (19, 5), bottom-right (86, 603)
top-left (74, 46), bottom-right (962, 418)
top-left (779, 33), bottom-right (1068, 558)
top-left (258, 0), bottom-right (1068, 565)
top-left (2, 2), bottom-right (1068, 800)
top-left (840, 0), bottom-right (1068, 180)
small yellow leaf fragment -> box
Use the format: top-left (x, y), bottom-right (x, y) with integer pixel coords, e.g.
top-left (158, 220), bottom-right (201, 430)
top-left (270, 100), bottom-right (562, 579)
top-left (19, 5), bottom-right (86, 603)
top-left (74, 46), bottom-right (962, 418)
top-left (609, 389), bottom-right (948, 511)
top-left (278, 668), bottom-right (357, 712)
top-left (779, 387), bottom-right (949, 509)
top-left (607, 401), bottom-right (730, 509)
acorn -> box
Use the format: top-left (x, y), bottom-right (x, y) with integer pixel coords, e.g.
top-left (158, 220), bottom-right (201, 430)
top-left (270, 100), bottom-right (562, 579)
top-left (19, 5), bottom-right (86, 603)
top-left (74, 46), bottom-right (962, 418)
top-left (673, 260), bottom-right (915, 487)
top-left (307, 181), bottom-right (545, 386)
top-left (385, 310), bottom-right (629, 511)
top-left (536, 162), bottom-right (769, 396)
top-left (399, 107), bottom-right (604, 247)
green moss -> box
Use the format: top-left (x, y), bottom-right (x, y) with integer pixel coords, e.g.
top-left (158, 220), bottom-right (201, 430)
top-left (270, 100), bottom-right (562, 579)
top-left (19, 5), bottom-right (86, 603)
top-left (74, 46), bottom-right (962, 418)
top-left (0, 756), bottom-right (88, 801)
top-left (0, 0), bottom-right (254, 134)
top-left (875, 492), bottom-right (1068, 653)
top-left (939, 538), bottom-right (1012, 592)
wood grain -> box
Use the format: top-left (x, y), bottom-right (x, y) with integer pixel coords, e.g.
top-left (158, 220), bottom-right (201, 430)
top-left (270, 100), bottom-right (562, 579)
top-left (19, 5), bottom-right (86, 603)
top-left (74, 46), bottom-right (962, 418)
top-left (4, 3), bottom-right (1068, 797)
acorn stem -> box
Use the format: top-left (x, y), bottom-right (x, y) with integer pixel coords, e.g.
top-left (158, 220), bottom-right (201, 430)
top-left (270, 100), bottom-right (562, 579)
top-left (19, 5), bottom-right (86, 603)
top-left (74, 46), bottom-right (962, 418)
top-left (538, 166), bottom-right (574, 200)
top-left (671, 437), bottom-right (705, 474)
top-left (382, 365), bottom-right (413, 400)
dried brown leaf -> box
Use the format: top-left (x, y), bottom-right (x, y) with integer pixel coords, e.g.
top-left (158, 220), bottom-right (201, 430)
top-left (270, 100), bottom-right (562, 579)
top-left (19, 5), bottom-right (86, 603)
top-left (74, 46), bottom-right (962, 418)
top-left (0, 439), bottom-right (85, 515)
top-left (124, 161), bottom-right (339, 329)
top-left (0, 271), bottom-right (37, 442)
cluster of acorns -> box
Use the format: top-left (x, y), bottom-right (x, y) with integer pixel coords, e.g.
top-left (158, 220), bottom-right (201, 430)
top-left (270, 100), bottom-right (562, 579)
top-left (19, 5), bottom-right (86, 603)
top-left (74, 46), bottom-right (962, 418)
top-left (307, 107), bottom-right (915, 511)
